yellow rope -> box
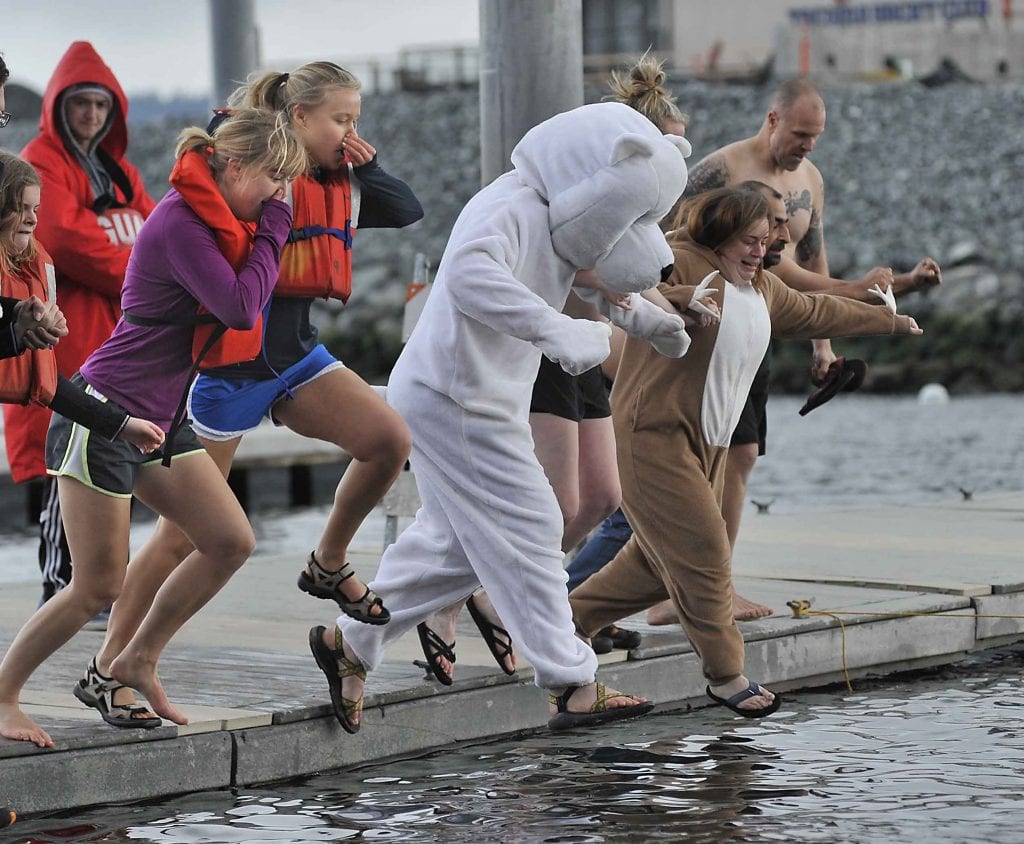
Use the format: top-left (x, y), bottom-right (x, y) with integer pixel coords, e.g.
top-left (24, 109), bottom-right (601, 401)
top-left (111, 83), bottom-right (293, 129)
top-left (784, 598), bottom-right (1024, 694)
top-left (786, 598), bottom-right (1024, 620)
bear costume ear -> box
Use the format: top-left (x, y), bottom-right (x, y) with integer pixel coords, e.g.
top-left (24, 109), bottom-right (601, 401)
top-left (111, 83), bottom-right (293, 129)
top-left (664, 134), bottom-right (692, 158)
top-left (609, 133), bottom-right (657, 165)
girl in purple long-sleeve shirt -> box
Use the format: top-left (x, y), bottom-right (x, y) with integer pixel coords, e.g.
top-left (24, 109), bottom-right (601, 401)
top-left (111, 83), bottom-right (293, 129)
top-left (0, 109), bottom-right (308, 748)
top-left (80, 184), bottom-right (290, 428)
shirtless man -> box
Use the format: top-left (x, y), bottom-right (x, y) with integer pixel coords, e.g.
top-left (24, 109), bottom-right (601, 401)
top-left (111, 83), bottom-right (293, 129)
top-left (684, 78), bottom-right (939, 373)
top-left (645, 81), bottom-right (939, 626)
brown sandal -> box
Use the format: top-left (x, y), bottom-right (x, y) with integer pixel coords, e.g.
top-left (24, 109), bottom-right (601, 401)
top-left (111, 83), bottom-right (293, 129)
top-left (547, 682), bottom-right (654, 731)
top-left (308, 626), bottom-right (366, 734)
top-left (297, 551), bottom-right (390, 625)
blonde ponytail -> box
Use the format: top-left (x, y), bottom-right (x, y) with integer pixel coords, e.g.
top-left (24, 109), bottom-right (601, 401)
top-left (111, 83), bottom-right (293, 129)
top-left (604, 51), bottom-right (688, 132)
top-left (175, 107), bottom-right (308, 180)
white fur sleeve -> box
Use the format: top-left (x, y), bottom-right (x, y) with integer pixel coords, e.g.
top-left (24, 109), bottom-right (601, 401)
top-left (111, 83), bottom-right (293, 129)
top-left (443, 233), bottom-right (569, 345)
top-left (574, 288), bottom-right (691, 358)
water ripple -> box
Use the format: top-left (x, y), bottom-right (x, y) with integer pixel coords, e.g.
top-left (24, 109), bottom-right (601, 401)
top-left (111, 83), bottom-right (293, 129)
top-left (12, 646), bottom-right (1024, 843)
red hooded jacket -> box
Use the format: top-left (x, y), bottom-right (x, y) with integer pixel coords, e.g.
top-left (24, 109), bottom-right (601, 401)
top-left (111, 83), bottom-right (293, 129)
top-left (4, 41), bottom-right (156, 483)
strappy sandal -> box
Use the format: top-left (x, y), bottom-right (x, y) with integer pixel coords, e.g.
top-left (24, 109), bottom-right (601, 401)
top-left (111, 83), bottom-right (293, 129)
top-left (415, 623), bottom-right (455, 686)
top-left (308, 625), bottom-right (366, 734)
top-left (72, 658), bottom-right (162, 729)
top-left (547, 682), bottom-right (654, 731)
top-left (297, 551), bottom-right (390, 625)
top-left (466, 592), bottom-right (515, 675)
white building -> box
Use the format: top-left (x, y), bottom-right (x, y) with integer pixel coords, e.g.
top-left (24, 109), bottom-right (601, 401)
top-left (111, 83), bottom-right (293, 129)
top-left (582, 0), bottom-right (1023, 82)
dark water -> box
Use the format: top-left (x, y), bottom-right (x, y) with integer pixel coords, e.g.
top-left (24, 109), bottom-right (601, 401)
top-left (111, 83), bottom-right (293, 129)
top-left (749, 392), bottom-right (1024, 513)
top-left (4, 392), bottom-right (1024, 841)
top-left (10, 646), bottom-right (1024, 843)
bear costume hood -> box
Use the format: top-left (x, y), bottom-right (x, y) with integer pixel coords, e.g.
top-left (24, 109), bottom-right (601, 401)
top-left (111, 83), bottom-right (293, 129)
top-left (512, 102), bottom-right (691, 294)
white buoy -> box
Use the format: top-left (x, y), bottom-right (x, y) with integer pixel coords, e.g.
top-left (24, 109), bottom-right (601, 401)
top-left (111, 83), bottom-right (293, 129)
top-left (917, 383), bottom-right (950, 405)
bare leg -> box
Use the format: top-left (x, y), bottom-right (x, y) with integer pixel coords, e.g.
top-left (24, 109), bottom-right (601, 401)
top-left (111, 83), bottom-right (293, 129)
top-left (529, 412), bottom-right (581, 540)
top-left (0, 479), bottom-right (131, 746)
top-left (95, 437), bottom-right (241, 717)
top-left (108, 451), bottom-right (256, 724)
top-left (418, 599), bottom-right (463, 679)
top-left (564, 417), bottom-right (620, 551)
top-left (323, 624), bottom-right (365, 728)
top-left (645, 600), bottom-right (679, 626)
top-left (721, 443), bottom-right (773, 620)
top-left (275, 368), bottom-right (411, 616)
top-left (467, 589), bottom-right (516, 673)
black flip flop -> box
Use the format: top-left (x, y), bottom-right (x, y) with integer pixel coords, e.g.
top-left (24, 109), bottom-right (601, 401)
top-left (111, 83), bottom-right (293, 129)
top-left (706, 681), bottom-right (782, 719)
top-left (466, 593), bottom-right (516, 675)
top-left (416, 622), bottom-right (455, 686)
top-left (799, 357), bottom-right (867, 416)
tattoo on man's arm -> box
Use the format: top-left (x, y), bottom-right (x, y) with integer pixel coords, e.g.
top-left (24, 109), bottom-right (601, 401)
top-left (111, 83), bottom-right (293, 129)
top-left (797, 208), bottom-right (823, 264)
top-left (683, 159), bottom-right (729, 197)
top-left (785, 189), bottom-right (813, 217)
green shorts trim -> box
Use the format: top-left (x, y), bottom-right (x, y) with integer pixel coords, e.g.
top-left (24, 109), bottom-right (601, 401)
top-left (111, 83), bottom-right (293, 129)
top-left (45, 380), bottom-right (204, 497)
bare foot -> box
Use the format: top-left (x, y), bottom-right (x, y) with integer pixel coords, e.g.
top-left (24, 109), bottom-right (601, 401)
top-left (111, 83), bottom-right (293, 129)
top-left (0, 702), bottom-right (54, 748)
top-left (733, 588), bottom-right (773, 621)
top-left (322, 626), bottom-right (365, 728)
top-left (708, 675), bottom-right (776, 713)
top-left (549, 682), bottom-right (647, 715)
top-left (93, 659), bottom-right (162, 723)
top-left (420, 601), bottom-right (461, 681)
top-left (645, 590), bottom-right (774, 626)
top-left (467, 590), bottom-right (516, 673)
top-left (109, 653), bottom-right (188, 725)
top-left (645, 599), bottom-right (678, 626)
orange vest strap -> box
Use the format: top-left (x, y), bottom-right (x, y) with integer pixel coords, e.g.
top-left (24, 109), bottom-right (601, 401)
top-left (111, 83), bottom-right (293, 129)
top-left (168, 150), bottom-right (263, 368)
top-left (0, 253), bottom-right (58, 406)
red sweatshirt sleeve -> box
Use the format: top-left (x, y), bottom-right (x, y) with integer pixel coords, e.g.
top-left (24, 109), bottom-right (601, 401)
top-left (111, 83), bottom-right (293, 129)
top-left (30, 155), bottom-right (142, 300)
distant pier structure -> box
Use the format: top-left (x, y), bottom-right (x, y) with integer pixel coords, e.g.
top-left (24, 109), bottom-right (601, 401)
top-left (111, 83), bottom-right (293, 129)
top-left (478, 0), bottom-right (583, 186)
top-left (778, 0), bottom-right (1020, 82)
top-left (209, 0), bottom-right (260, 107)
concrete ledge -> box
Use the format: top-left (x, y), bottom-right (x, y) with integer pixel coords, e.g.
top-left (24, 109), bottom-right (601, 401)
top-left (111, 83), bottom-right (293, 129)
top-left (974, 592), bottom-right (1024, 640)
top-left (234, 681), bottom-right (547, 785)
top-left (6, 731), bottom-right (233, 816)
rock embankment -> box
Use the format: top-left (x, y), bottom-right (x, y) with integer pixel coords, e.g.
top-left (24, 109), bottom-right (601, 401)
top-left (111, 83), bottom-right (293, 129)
top-left (3, 80), bottom-right (1020, 389)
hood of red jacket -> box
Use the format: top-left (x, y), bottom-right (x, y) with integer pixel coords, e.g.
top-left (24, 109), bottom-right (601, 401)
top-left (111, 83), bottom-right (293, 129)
top-left (38, 41), bottom-right (129, 158)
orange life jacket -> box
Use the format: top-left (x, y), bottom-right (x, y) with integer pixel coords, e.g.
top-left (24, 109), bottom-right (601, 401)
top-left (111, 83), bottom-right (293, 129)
top-left (126, 149), bottom-right (262, 371)
top-left (186, 167), bottom-right (359, 368)
top-left (273, 167), bottom-right (358, 301)
top-left (0, 247), bottom-right (59, 406)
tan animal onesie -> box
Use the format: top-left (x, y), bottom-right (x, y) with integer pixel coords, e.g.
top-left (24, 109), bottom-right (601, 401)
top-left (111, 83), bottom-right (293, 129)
top-left (569, 238), bottom-right (917, 683)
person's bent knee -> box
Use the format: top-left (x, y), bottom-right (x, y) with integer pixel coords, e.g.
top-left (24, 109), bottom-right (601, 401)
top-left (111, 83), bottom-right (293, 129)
top-left (197, 527), bottom-right (256, 570)
top-left (578, 490), bottom-right (620, 528)
top-left (349, 415), bottom-right (412, 467)
top-left (558, 498), bottom-right (580, 530)
top-left (159, 528), bottom-right (197, 566)
top-left (66, 579), bottom-right (122, 613)
top-left (727, 443), bottom-right (759, 476)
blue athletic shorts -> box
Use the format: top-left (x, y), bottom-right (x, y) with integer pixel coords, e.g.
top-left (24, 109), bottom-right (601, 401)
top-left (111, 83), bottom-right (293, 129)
top-left (187, 344), bottom-right (345, 441)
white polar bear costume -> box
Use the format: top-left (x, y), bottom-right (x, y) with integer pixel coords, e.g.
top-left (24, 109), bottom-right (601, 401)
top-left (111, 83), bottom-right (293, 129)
top-left (340, 102), bottom-right (691, 690)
